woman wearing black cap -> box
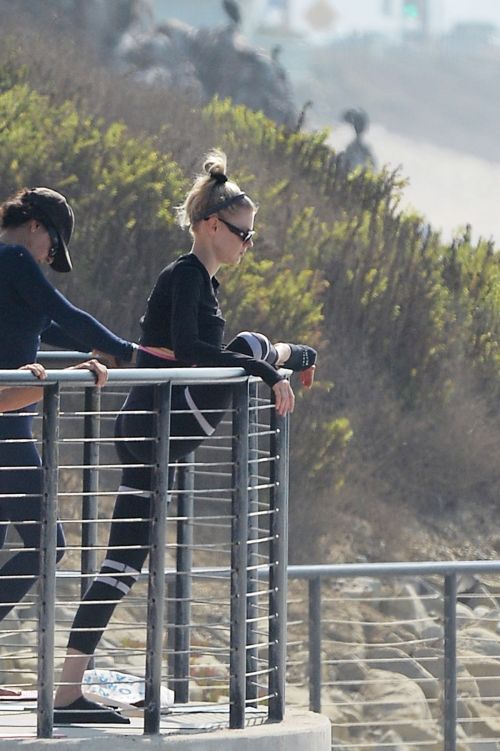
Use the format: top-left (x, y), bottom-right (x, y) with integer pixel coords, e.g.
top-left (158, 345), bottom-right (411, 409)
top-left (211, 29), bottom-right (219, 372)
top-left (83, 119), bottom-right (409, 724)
top-left (0, 187), bottom-right (137, 634)
top-left (54, 150), bottom-right (317, 724)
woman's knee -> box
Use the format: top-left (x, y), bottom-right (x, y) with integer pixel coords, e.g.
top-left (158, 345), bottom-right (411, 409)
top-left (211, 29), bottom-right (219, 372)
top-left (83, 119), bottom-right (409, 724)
top-left (115, 411), bottom-right (154, 468)
top-left (228, 331), bottom-right (277, 364)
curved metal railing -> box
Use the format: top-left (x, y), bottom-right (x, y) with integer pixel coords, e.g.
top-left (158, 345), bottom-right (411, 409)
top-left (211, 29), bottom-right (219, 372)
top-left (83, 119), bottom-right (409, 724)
top-left (0, 356), bottom-right (289, 739)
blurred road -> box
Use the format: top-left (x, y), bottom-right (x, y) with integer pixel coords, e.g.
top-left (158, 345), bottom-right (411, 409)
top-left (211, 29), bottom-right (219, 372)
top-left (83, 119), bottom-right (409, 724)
top-left (330, 122), bottom-right (500, 245)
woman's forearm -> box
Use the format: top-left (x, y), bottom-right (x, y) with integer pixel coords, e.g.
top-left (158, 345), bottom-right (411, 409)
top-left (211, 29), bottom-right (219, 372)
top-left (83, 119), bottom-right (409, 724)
top-left (0, 386), bottom-right (43, 412)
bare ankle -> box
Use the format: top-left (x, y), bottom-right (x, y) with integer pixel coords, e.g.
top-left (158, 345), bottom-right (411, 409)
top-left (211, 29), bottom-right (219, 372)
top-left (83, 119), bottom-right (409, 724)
top-left (274, 343), bottom-right (291, 368)
top-left (54, 687), bottom-right (83, 707)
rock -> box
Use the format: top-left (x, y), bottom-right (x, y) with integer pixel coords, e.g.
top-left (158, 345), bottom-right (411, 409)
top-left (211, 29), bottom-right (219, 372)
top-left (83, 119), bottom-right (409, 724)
top-left (330, 734), bottom-right (350, 751)
top-left (474, 575), bottom-right (500, 597)
top-left (327, 687), bottom-right (365, 729)
top-left (461, 581), bottom-right (498, 610)
top-left (0, 0), bottom-right (297, 127)
top-left (0, 623), bottom-right (33, 650)
top-left (457, 667), bottom-right (482, 702)
top-left (190, 654), bottom-right (228, 681)
top-left (413, 647), bottom-right (445, 679)
top-left (456, 601), bottom-right (476, 626)
top-left (459, 626), bottom-right (500, 658)
top-left (460, 652), bottom-right (500, 700)
top-left (474, 606), bottom-right (492, 619)
top-left (324, 699), bottom-right (360, 743)
top-left (467, 607), bottom-right (500, 635)
top-left (375, 729), bottom-right (443, 751)
top-left (333, 657), bottom-right (368, 686)
top-left (378, 583), bottom-right (430, 631)
top-left (286, 649), bottom-right (310, 685)
top-left (412, 647), bottom-right (481, 706)
top-left (361, 669), bottom-right (441, 745)
top-left (187, 680), bottom-right (204, 703)
top-left (322, 600), bottom-right (366, 646)
top-left (457, 695), bottom-right (474, 736)
top-left (467, 699), bottom-right (500, 738)
top-left (374, 730), bottom-right (409, 750)
top-left (421, 623), bottom-right (444, 642)
top-left (457, 574), bottom-right (479, 594)
top-left (335, 577), bottom-right (382, 600)
top-left (361, 668), bottom-right (432, 720)
top-left (368, 646), bottom-right (439, 700)
top-left (285, 684), bottom-right (309, 708)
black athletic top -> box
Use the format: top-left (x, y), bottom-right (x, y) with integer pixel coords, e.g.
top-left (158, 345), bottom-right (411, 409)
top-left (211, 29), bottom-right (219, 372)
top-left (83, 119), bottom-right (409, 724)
top-left (138, 253), bottom-right (283, 387)
top-left (0, 242), bottom-right (135, 369)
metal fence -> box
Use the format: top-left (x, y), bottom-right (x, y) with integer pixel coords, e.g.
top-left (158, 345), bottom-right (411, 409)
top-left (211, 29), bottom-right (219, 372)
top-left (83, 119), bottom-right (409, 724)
top-left (4, 359), bottom-right (500, 750)
top-left (286, 561), bottom-right (500, 751)
top-left (0, 359), bottom-right (289, 739)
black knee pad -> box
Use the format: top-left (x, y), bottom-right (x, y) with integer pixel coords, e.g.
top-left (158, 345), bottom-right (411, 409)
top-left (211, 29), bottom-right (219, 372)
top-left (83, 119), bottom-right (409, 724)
top-left (229, 331), bottom-right (278, 365)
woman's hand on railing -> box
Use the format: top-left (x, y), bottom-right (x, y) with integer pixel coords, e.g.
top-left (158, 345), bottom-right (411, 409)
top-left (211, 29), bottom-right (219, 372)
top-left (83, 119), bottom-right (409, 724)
top-left (20, 362), bottom-right (47, 380)
top-left (70, 359), bottom-right (108, 387)
top-left (272, 379), bottom-right (295, 416)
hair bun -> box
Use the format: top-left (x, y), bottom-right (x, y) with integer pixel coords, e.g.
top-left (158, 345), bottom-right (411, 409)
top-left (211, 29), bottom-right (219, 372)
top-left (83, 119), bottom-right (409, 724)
top-left (212, 173), bottom-right (228, 185)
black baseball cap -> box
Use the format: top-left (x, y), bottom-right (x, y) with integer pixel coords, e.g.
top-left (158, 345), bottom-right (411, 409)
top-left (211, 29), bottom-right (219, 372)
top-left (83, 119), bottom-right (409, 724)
top-left (26, 187), bottom-right (75, 272)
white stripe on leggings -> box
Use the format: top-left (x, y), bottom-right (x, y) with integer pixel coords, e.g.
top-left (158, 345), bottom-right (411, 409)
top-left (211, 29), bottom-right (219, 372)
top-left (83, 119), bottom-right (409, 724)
top-left (102, 559), bottom-right (140, 577)
top-left (95, 576), bottom-right (130, 595)
top-left (184, 387), bottom-right (215, 436)
top-left (238, 331), bottom-right (269, 360)
top-left (118, 485), bottom-right (151, 498)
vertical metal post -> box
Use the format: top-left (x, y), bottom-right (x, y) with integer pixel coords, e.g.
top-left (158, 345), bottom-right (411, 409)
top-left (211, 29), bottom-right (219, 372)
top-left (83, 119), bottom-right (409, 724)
top-left (144, 382), bottom-right (171, 735)
top-left (268, 401), bottom-right (289, 721)
top-left (229, 381), bottom-right (250, 729)
top-left (81, 388), bottom-right (100, 670)
top-left (37, 383), bottom-right (60, 738)
top-left (166, 575), bottom-right (176, 691)
top-left (81, 387), bottom-right (100, 592)
top-left (246, 382), bottom-right (259, 705)
top-left (174, 452), bottom-right (195, 703)
top-left (444, 573), bottom-right (457, 751)
top-left (309, 576), bottom-right (322, 713)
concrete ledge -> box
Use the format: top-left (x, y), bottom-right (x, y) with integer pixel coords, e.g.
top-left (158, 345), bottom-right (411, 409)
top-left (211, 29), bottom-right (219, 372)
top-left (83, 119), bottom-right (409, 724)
top-left (1, 710), bottom-right (330, 750)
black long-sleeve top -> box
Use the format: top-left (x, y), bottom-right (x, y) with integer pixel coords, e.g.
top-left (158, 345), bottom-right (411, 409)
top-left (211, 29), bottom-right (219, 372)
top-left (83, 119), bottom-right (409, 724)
top-left (0, 243), bottom-right (135, 368)
top-left (138, 253), bottom-right (282, 388)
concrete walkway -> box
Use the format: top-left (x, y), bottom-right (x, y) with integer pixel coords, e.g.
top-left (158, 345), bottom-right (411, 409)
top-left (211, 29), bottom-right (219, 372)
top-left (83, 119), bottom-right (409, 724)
top-left (0, 704), bottom-right (330, 750)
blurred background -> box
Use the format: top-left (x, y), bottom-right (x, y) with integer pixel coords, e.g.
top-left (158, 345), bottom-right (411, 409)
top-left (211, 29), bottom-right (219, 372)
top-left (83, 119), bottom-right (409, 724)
top-left (2, 0), bottom-right (500, 564)
top-left (153, 0), bottom-right (500, 241)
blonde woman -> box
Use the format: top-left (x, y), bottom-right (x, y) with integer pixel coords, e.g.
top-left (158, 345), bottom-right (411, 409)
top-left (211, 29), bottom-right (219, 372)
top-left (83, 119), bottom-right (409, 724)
top-left (54, 151), bottom-right (316, 723)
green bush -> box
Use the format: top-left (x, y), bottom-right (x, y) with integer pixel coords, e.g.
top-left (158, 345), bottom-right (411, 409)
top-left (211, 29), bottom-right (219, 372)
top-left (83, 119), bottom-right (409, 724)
top-left (2, 25), bottom-right (500, 560)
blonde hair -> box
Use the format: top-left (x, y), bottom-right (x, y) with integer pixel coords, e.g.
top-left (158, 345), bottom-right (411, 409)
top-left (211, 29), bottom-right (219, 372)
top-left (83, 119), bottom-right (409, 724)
top-left (176, 149), bottom-right (255, 233)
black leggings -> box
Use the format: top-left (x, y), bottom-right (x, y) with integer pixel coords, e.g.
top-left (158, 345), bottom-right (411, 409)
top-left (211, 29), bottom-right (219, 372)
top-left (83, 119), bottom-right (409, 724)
top-left (0, 412), bottom-right (65, 622)
top-left (67, 332), bottom-right (277, 655)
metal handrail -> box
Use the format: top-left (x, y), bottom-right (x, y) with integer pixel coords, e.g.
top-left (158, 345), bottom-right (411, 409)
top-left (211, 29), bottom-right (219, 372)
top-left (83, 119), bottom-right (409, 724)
top-left (0, 367), bottom-right (250, 386)
top-left (286, 560), bottom-right (500, 751)
top-left (287, 560), bottom-right (500, 577)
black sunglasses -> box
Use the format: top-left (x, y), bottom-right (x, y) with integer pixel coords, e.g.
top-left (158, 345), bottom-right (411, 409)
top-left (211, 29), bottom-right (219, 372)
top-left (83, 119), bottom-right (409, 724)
top-left (44, 223), bottom-right (60, 259)
top-left (217, 216), bottom-right (255, 244)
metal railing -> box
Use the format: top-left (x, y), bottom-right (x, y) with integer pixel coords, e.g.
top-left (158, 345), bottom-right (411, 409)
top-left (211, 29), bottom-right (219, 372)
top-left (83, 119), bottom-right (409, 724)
top-left (0, 358), bottom-right (289, 739)
top-left (5, 356), bottom-right (497, 750)
top-left (286, 561), bottom-right (500, 751)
